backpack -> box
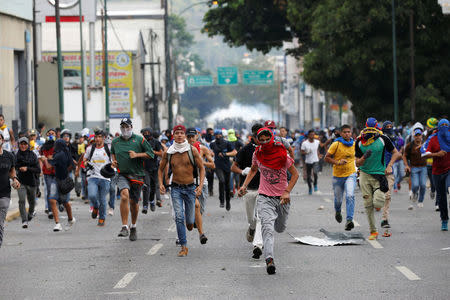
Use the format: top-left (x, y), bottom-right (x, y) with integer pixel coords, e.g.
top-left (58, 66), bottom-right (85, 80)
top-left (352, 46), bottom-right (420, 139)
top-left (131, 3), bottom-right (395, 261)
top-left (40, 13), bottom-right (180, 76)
top-left (87, 144), bottom-right (111, 162)
top-left (167, 146), bottom-right (198, 185)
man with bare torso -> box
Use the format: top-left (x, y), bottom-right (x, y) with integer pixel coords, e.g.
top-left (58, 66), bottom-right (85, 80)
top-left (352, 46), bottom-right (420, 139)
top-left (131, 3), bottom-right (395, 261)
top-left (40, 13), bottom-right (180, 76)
top-left (159, 125), bottom-right (205, 257)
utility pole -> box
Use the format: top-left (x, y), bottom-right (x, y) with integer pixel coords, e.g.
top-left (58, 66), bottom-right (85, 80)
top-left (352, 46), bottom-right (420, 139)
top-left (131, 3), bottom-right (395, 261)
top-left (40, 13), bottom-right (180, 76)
top-left (277, 65), bottom-right (281, 125)
top-left (55, 0), bottom-right (65, 129)
top-left (33, 0), bottom-right (38, 126)
top-left (164, 0), bottom-right (173, 127)
top-left (150, 30), bottom-right (159, 131)
top-left (79, 0), bottom-right (87, 128)
top-left (409, 10), bottom-right (416, 121)
top-left (104, 0), bottom-right (110, 132)
top-left (391, 0), bottom-right (399, 125)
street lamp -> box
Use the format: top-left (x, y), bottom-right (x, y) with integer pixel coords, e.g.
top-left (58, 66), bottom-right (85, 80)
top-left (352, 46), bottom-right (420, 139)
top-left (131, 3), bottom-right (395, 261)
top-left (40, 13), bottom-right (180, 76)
top-left (179, 1), bottom-right (218, 15)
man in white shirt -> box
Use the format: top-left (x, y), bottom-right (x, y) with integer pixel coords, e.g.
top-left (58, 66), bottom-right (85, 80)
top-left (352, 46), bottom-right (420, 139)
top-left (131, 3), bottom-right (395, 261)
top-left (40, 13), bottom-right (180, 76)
top-left (301, 130), bottom-right (321, 194)
top-left (84, 130), bottom-right (112, 226)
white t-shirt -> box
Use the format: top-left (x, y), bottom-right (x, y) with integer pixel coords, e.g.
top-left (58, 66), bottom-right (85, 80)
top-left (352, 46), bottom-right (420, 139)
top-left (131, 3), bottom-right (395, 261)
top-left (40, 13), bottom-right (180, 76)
top-left (301, 139), bottom-right (320, 164)
top-left (85, 145), bottom-right (111, 180)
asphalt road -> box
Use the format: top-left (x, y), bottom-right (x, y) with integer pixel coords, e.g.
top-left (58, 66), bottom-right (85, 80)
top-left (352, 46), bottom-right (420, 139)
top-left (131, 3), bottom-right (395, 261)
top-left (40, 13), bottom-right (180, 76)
top-left (1, 168), bottom-right (449, 300)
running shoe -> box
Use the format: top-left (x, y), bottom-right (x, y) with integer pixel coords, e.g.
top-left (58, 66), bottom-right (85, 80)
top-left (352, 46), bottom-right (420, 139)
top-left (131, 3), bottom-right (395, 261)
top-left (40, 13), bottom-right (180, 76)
top-left (22, 221), bottom-right (28, 229)
top-left (246, 227), bottom-right (255, 243)
top-left (408, 205), bottom-right (414, 210)
top-left (252, 246), bottom-right (263, 259)
top-left (129, 227), bottom-right (137, 241)
top-left (91, 208), bottom-right (98, 219)
top-left (108, 208), bottom-right (114, 216)
top-left (48, 212), bottom-right (53, 219)
top-left (67, 217), bottom-right (76, 228)
top-left (156, 199), bottom-right (162, 207)
top-left (335, 211), bottom-right (343, 223)
top-left (118, 226), bottom-right (129, 237)
top-left (368, 232), bottom-right (378, 240)
top-left (308, 188), bottom-right (312, 195)
top-left (27, 213), bottom-right (33, 221)
top-left (266, 258), bottom-right (276, 275)
top-left (226, 201), bottom-right (231, 211)
top-left (142, 206), bottom-right (148, 214)
top-left (220, 203), bottom-right (224, 208)
top-left (199, 234), bottom-right (208, 245)
top-left (314, 186), bottom-right (318, 192)
top-left (381, 220), bottom-right (390, 228)
top-left (97, 219), bottom-right (105, 227)
top-left (417, 203), bottom-right (423, 208)
top-left (412, 193), bottom-right (418, 203)
top-left (53, 223), bottom-right (62, 232)
top-left (150, 204), bottom-right (156, 212)
top-left (435, 206), bottom-right (440, 211)
top-left (442, 221), bottom-right (448, 231)
top-left (345, 220), bottom-right (354, 231)
top-left (178, 246), bottom-right (188, 257)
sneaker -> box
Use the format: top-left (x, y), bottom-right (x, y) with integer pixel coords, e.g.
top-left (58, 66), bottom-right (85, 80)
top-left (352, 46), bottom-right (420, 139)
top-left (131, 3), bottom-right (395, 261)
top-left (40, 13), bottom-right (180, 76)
top-left (76, 192), bottom-right (81, 197)
top-left (48, 212), bottom-right (53, 219)
top-left (53, 223), bottom-right (62, 232)
top-left (150, 204), bottom-right (156, 212)
top-left (199, 234), bottom-right (208, 245)
top-left (45, 209), bottom-right (49, 215)
top-left (129, 227), bottom-right (137, 241)
top-left (220, 203), bottom-right (224, 208)
top-left (84, 199), bottom-right (89, 204)
top-left (435, 206), bottom-right (440, 211)
top-left (412, 193), bottom-right (418, 203)
top-left (118, 226), bottom-right (129, 237)
top-left (142, 206), bottom-right (148, 214)
top-left (67, 217), bottom-right (76, 228)
top-left (91, 208), bottom-right (98, 219)
top-left (430, 191), bottom-right (435, 200)
top-left (226, 201), bottom-right (231, 211)
top-left (442, 221), bottom-right (448, 231)
top-left (178, 246), bottom-right (188, 257)
top-left (246, 227), bottom-right (255, 243)
top-left (22, 221), bottom-right (28, 229)
top-left (266, 258), bottom-right (276, 275)
top-left (345, 220), bottom-right (354, 231)
top-left (394, 189), bottom-right (398, 193)
top-left (375, 207), bottom-right (381, 211)
top-left (108, 208), bottom-right (114, 216)
top-left (408, 205), bottom-right (414, 210)
top-left (335, 211), bottom-right (343, 223)
top-left (252, 246), bottom-right (263, 259)
top-left (156, 199), bottom-right (162, 207)
top-left (368, 232), bottom-right (378, 240)
top-left (314, 186), bottom-right (318, 192)
top-left (308, 188), bottom-right (312, 195)
top-left (97, 219), bottom-right (105, 227)
top-left (381, 220), bottom-right (390, 228)
top-left (417, 202), bottom-right (424, 208)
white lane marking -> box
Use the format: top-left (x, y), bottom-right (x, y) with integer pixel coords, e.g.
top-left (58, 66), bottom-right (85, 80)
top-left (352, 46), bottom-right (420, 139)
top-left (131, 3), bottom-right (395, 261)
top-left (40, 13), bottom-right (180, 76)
top-left (105, 291), bottom-right (139, 295)
top-left (249, 264), bottom-right (265, 268)
top-left (323, 198), bottom-right (332, 203)
top-left (114, 272), bottom-right (137, 289)
top-left (353, 220), bottom-right (360, 227)
top-left (147, 243), bottom-right (163, 255)
top-left (441, 247), bottom-right (450, 251)
top-left (367, 239), bottom-right (383, 249)
top-left (160, 211), bottom-right (169, 214)
top-left (395, 266), bottom-right (421, 281)
top-left (168, 223), bottom-right (176, 232)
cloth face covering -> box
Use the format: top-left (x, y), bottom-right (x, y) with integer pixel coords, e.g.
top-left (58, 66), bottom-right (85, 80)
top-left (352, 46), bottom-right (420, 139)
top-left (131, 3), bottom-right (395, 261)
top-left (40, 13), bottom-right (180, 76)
top-left (120, 127), bottom-right (133, 139)
top-left (255, 127), bottom-right (287, 170)
top-left (437, 119), bottom-right (450, 152)
top-left (167, 139), bottom-right (190, 154)
top-left (359, 128), bottom-right (381, 146)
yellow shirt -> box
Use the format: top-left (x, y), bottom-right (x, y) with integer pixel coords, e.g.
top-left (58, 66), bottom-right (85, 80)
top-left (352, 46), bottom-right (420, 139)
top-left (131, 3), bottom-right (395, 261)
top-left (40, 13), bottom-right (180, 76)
top-left (78, 143), bottom-right (86, 155)
top-left (327, 141), bottom-right (356, 177)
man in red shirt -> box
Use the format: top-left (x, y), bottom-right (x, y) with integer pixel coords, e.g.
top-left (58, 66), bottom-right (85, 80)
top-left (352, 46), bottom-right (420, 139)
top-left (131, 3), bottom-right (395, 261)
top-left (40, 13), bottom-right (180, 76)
top-left (424, 119), bottom-right (450, 231)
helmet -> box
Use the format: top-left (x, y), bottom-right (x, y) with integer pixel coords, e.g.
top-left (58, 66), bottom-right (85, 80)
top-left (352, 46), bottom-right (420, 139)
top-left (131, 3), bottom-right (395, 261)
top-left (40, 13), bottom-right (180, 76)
top-left (427, 117), bottom-right (438, 129)
top-left (100, 163), bottom-right (116, 178)
top-left (61, 129), bottom-right (72, 138)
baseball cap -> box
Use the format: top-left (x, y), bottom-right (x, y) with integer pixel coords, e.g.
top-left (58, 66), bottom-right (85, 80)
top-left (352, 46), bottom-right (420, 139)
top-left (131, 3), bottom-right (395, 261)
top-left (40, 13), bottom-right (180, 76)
top-left (120, 118), bottom-right (132, 126)
top-left (18, 137), bottom-right (29, 144)
top-left (186, 127), bottom-right (197, 136)
top-left (173, 124), bottom-right (186, 133)
top-left (29, 129), bottom-right (37, 136)
top-left (264, 120), bottom-right (276, 129)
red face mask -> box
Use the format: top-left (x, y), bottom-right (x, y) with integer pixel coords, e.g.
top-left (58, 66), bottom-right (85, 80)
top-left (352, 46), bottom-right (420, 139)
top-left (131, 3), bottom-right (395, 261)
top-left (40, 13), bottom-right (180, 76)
top-left (255, 127), bottom-right (287, 170)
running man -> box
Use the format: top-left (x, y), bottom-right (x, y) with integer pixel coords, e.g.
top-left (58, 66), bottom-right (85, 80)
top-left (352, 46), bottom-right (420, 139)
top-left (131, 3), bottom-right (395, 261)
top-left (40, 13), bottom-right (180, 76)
top-left (158, 125), bottom-right (205, 257)
top-left (232, 123), bottom-right (264, 259)
top-left (238, 127), bottom-right (299, 275)
top-left (355, 118), bottom-right (401, 240)
top-left (186, 127), bottom-right (214, 244)
top-left (324, 124), bottom-right (356, 231)
top-left (0, 114), bottom-right (16, 152)
top-left (301, 129), bottom-right (321, 194)
top-left (111, 118), bottom-right (154, 241)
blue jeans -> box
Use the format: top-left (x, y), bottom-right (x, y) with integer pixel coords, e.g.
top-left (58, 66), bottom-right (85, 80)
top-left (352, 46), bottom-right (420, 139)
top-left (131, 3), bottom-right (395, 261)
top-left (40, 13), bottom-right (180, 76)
top-left (109, 174), bottom-right (118, 209)
top-left (433, 171), bottom-right (450, 222)
top-left (332, 173), bottom-right (356, 221)
top-left (411, 166), bottom-right (427, 203)
top-left (171, 185), bottom-right (196, 246)
top-left (87, 177), bottom-right (110, 220)
top-left (393, 160), bottom-right (405, 189)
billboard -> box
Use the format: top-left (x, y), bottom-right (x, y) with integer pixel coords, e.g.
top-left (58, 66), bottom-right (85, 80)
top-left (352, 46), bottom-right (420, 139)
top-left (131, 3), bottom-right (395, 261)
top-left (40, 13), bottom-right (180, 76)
top-left (42, 51), bottom-right (134, 118)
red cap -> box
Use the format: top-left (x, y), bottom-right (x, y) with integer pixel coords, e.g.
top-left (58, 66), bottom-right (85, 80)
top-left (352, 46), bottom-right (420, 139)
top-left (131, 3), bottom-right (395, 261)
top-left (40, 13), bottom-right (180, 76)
top-left (173, 124), bottom-right (186, 133)
top-left (264, 120), bottom-right (276, 129)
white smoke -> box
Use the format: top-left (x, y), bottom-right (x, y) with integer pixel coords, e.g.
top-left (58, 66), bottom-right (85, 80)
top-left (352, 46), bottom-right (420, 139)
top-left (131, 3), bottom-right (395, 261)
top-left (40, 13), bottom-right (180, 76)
top-left (206, 100), bottom-right (276, 123)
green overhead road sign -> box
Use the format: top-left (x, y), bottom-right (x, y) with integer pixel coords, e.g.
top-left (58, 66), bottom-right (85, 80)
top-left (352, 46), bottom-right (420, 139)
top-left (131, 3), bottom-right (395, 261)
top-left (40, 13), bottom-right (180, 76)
top-left (243, 70), bottom-right (274, 85)
top-left (186, 75), bottom-right (214, 87)
top-left (217, 67), bottom-right (238, 85)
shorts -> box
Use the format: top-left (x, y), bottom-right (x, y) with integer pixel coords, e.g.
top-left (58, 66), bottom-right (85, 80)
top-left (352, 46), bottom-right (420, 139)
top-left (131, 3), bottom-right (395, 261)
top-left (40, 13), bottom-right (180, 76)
top-left (117, 174), bottom-right (144, 204)
top-left (197, 179), bottom-right (208, 215)
top-left (45, 175), bottom-right (70, 204)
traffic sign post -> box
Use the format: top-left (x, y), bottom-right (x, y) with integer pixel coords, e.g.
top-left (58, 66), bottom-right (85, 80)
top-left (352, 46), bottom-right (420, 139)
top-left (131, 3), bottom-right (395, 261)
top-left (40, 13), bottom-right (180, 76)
top-left (186, 75), bottom-right (214, 87)
top-left (242, 70), bottom-right (274, 85)
top-left (217, 67), bottom-right (238, 85)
